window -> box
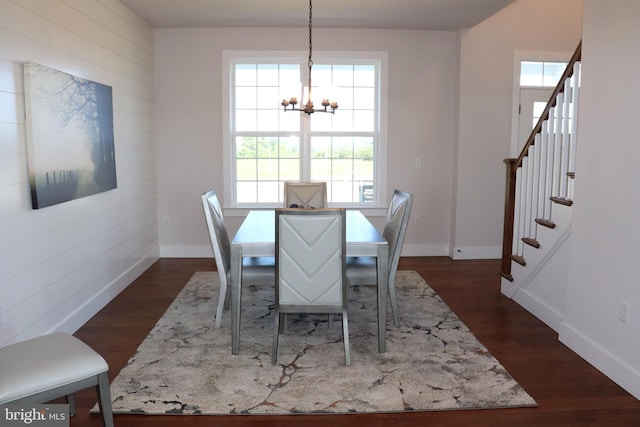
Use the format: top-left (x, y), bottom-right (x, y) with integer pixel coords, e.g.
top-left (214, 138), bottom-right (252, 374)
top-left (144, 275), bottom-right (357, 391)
top-left (520, 61), bottom-right (567, 87)
top-left (519, 60), bottom-right (573, 129)
top-left (223, 51), bottom-right (387, 208)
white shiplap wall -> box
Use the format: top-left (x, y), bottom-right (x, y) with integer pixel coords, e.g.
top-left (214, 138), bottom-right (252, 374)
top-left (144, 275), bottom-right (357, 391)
top-left (0, 0), bottom-right (159, 346)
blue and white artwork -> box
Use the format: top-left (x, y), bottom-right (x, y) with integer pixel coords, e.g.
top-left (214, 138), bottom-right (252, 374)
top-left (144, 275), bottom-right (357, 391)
top-left (24, 62), bottom-right (117, 209)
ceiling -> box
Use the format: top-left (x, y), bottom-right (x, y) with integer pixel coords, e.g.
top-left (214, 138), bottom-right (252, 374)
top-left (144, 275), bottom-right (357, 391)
top-left (118, 0), bottom-right (516, 31)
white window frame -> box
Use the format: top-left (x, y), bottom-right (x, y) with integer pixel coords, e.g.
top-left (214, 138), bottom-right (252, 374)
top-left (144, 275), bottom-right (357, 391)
top-left (222, 50), bottom-right (388, 211)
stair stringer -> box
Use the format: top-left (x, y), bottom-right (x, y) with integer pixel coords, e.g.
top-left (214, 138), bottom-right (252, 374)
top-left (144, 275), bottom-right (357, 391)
top-left (500, 203), bottom-right (573, 333)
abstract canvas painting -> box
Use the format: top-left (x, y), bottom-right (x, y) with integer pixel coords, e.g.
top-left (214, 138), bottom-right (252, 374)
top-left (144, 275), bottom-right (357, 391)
top-left (24, 62), bottom-right (117, 209)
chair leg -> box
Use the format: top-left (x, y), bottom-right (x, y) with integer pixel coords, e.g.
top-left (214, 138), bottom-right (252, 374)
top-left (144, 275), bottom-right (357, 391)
top-left (341, 307), bottom-right (351, 366)
top-left (96, 371), bottom-right (114, 427)
top-left (214, 283), bottom-right (227, 328)
top-left (272, 311), bottom-right (281, 364)
top-left (388, 274), bottom-right (400, 327)
top-left (223, 284), bottom-right (231, 308)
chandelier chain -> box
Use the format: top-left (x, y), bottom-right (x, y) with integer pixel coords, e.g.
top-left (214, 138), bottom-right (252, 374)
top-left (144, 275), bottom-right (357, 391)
top-left (308, 0), bottom-right (313, 78)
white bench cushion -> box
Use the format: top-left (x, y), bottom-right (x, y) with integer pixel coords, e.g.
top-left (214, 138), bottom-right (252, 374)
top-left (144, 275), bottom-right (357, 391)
top-left (0, 333), bottom-right (108, 403)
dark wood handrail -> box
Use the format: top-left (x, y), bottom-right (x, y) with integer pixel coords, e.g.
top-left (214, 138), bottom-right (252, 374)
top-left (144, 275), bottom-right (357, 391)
top-left (500, 41), bottom-right (582, 280)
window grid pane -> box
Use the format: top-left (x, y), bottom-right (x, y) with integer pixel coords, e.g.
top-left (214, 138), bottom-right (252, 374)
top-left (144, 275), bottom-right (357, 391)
top-left (232, 58), bottom-right (379, 206)
top-left (310, 136), bottom-right (375, 203)
top-left (234, 136), bottom-right (301, 202)
top-left (520, 60), bottom-right (567, 88)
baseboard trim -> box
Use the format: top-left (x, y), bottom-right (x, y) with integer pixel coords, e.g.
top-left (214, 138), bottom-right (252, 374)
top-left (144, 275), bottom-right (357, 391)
top-left (450, 246), bottom-right (502, 260)
top-left (559, 322), bottom-right (640, 401)
top-left (49, 248), bottom-right (160, 337)
top-left (161, 243), bottom-right (450, 258)
top-left (511, 289), bottom-right (563, 332)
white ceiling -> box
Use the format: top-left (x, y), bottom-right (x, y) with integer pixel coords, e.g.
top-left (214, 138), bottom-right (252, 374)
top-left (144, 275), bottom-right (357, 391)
top-left (118, 0), bottom-right (516, 31)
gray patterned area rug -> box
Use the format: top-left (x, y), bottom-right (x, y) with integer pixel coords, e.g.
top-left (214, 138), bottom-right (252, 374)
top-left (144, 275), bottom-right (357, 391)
top-left (102, 270), bottom-right (536, 415)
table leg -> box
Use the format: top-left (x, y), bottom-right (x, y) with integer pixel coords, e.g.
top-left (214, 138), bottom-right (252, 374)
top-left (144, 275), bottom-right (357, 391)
top-left (230, 248), bottom-right (242, 355)
top-left (377, 244), bottom-right (389, 353)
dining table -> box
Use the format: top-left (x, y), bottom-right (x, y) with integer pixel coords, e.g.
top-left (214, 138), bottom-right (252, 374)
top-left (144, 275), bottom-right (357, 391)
top-left (229, 209), bottom-right (389, 355)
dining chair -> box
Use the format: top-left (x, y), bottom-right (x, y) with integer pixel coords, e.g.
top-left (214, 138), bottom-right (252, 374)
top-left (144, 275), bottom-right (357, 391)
top-left (283, 181), bottom-right (328, 208)
top-left (201, 189), bottom-right (275, 328)
top-left (346, 189), bottom-right (413, 327)
top-left (272, 208), bottom-right (350, 365)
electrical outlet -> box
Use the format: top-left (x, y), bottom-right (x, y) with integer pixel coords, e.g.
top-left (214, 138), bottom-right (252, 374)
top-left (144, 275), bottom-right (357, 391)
top-left (415, 158), bottom-right (422, 169)
top-left (619, 300), bottom-right (630, 323)
top-left (414, 215), bottom-right (421, 226)
top-left (164, 216), bottom-right (171, 227)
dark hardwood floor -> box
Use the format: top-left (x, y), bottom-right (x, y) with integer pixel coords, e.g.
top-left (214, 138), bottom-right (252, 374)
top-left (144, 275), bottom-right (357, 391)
top-left (70, 257), bottom-right (640, 426)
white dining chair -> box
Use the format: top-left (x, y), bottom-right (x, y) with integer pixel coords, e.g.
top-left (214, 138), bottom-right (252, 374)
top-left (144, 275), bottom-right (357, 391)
top-left (283, 181), bottom-right (327, 208)
top-left (202, 189), bottom-right (275, 328)
top-left (272, 208), bottom-right (350, 365)
top-left (346, 189), bottom-right (413, 327)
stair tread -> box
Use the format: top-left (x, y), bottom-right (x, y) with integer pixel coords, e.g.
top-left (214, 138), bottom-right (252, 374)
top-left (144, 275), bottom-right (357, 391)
top-left (535, 218), bottom-right (556, 229)
top-left (500, 272), bottom-right (514, 282)
top-left (511, 255), bottom-right (526, 266)
top-left (550, 196), bottom-right (573, 206)
top-left (522, 237), bottom-right (541, 249)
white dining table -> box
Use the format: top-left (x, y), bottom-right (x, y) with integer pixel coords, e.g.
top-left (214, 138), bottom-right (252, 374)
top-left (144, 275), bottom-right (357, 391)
top-left (230, 209), bottom-right (389, 355)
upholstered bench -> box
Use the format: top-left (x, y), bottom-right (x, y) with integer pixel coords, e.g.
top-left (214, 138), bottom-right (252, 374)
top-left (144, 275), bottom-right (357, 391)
top-left (0, 333), bottom-right (114, 427)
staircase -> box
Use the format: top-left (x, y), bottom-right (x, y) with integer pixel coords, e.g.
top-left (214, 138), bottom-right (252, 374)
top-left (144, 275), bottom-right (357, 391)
top-left (499, 42), bottom-right (581, 332)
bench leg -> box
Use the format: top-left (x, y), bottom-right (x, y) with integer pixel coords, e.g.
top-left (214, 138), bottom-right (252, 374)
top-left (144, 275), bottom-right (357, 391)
top-left (95, 371), bottom-right (114, 427)
top-left (65, 394), bottom-right (76, 416)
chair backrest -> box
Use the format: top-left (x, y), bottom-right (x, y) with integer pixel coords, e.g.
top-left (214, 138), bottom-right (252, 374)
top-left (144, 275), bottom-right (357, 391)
top-left (383, 190), bottom-right (414, 275)
top-left (283, 182), bottom-right (328, 209)
top-left (201, 189), bottom-right (231, 283)
top-left (275, 208), bottom-right (346, 310)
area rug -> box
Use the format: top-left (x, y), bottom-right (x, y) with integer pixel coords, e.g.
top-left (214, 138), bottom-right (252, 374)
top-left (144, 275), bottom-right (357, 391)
top-left (102, 270), bottom-right (536, 415)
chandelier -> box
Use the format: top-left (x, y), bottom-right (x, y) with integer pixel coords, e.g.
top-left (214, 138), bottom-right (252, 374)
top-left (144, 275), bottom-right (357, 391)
top-left (281, 0), bottom-right (338, 115)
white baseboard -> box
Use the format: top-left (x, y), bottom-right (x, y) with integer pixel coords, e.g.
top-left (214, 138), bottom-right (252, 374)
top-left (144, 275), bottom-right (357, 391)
top-left (162, 244), bottom-right (501, 259)
top-left (49, 248), bottom-right (160, 337)
top-left (399, 243), bottom-right (449, 257)
top-left (161, 243), bottom-right (450, 258)
top-left (450, 246), bottom-right (502, 260)
top-left (511, 288), bottom-right (564, 332)
top-left (559, 322), bottom-right (640, 401)
top-left (163, 244), bottom-right (504, 260)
